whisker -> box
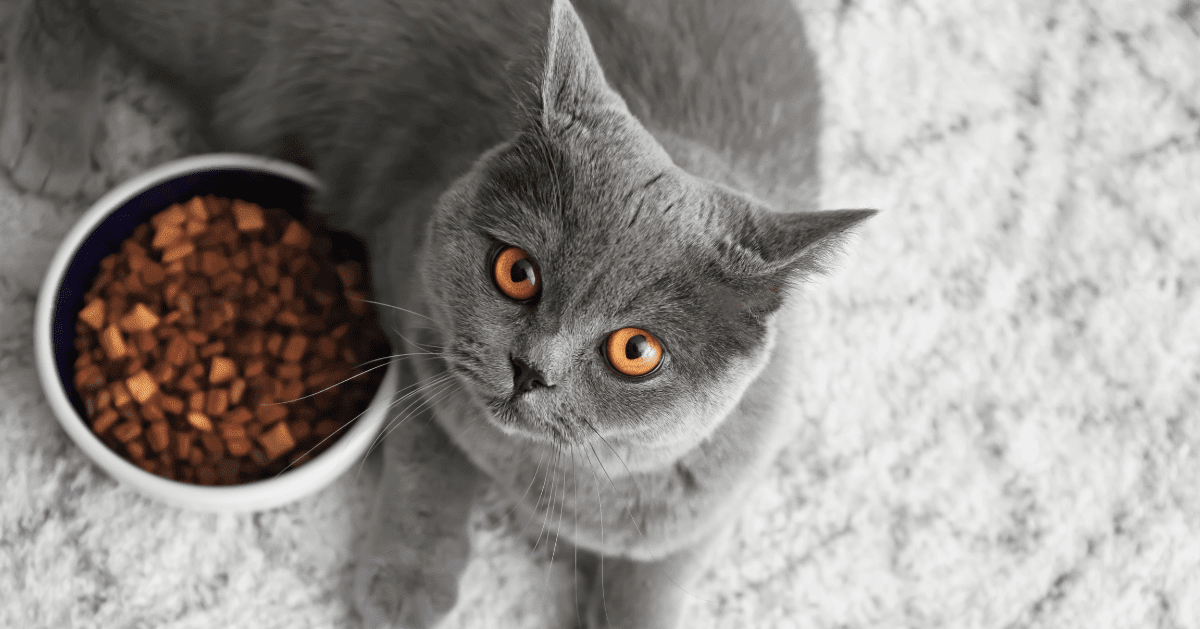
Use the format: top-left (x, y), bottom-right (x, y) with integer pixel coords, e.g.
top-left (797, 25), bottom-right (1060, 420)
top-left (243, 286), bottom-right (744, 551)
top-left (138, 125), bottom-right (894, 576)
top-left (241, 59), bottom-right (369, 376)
top-left (259, 352), bottom-right (440, 408)
top-left (388, 321), bottom-right (446, 352)
top-left (353, 373), bottom-right (456, 481)
top-left (583, 440), bottom-right (610, 629)
top-left (582, 420), bottom-right (713, 605)
top-left (366, 376), bottom-right (458, 459)
top-left (519, 444), bottom-right (558, 542)
top-left (571, 443), bottom-right (583, 629)
top-left (500, 443), bottom-right (549, 522)
top-left (546, 440), bottom-right (569, 592)
top-left (349, 296), bottom-right (438, 324)
top-left (535, 443), bottom-right (563, 553)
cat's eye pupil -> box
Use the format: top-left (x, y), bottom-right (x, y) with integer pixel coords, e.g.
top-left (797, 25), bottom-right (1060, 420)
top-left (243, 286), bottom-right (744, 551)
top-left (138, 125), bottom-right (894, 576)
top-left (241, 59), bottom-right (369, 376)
top-left (511, 259), bottom-right (536, 286)
top-left (625, 335), bottom-right (649, 360)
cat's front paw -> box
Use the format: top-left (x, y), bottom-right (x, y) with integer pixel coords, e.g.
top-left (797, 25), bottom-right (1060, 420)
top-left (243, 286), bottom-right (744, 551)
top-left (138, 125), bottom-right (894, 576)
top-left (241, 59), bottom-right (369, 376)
top-left (353, 536), bottom-right (469, 629)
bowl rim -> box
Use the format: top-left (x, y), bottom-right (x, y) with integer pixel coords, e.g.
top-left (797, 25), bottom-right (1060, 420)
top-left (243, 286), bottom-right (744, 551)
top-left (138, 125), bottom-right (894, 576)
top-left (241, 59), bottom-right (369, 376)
top-left (34, 153), bottom-right (398, 512)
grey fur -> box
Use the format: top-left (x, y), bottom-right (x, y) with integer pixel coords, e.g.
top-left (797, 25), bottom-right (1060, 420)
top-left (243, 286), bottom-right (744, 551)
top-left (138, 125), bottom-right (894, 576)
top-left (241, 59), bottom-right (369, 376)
top-left (5, 0), bottom-right (876, 626)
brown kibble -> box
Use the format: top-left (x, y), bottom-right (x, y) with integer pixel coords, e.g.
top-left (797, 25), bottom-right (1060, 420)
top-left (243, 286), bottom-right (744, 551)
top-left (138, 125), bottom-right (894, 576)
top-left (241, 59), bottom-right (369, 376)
top-left (189, 391), bottom-right (206, 413)
top-left (177, 375), bottom-right (200, 392)
top-left (276, 363), bottom-right (303, 381)
top-left (258, 263), bottom-right (279, 287)
top-left (136, 330), bottom-right (157, 353)
top-left (113, 421), bottom-right (142, 443)
top-left (233, 200), bottom-right (265, 231)
top-left (280, 380), bottom-right (304, 402)
top-left (314, 420), bottom-right (338, 438)
top-left (225, 407), bottom-right (253, 424)
top-left (185, 329), bottom-right (207, 345)
top-left (151, 362), bottom-right (174, 385)
top-left (257, 404), bottom-right (288, 425)
top-left (243, 359), bottom-right (265, 378)
top-left (199, 341), bottom-right (226, 359)
top-left (74, 364), bottom-right (106, 391)
top-left (151, 204), bottom-right (187, 229)
top-left (257, 421), bottom-right (296, 461)
top-left (152, 223), bottom-right (184, 250)
top-left (196, 466), bottom-right (217, 485)
top-left (206, 388), bottom-right (229, 417)
top-left (317, 337), bottom-right (337, 360)
top-left (120, 303), bottom-right (160, 332)
top-left (175, 432), bottom-right (193, 460)
top-left (188, 448), bottom-right (204, 467)
top-left (80, 299), bottom-right (106, 330)
top-left (266, 333), bottom-right (283, 356)
top-left (334, 261), bottom-right (361, 289)
top-left (186, 196), bottom-right (209, 222)
top-left (161, 241), bottom-right (195, 264)
top-left (127, 441), bottom-right (146, 461)
top-left (344, 290), bottom-right (368, 315)
top-left (289, 420), bottom-right (311, 441)
top-left (230, 250), bottom-right (250, 271)
top-left (201, 250), bottom-right (229, 276)
top-left (278, 276), bottom-right (295, 302)
top-left (277, 333), bottom-right (304, 362)
top-left (275, 310), bottom-right (302, 327)
top-left (229, 378), bottom-right (246, 405)
top-left (125, 370), bottom-right (159, 404)
top-left (226, 436), bottom-right (252, 457)
top-left (99, 323), bottom-right (128, 360)
top-left (161, 394), bottom-right (184, 415)
top-left (185, 218), bottom-right (206, 238)
top-left (142, 398), bottom-right (165, 422)
top-left (140, 261), bottom-right (166, 285)
top-left (187, 411), bottom-right (214, 432)
top-left (110, 381), bottom-right (133, 408)
top-left (93, 408), bottom-right (120, 434)
top-left (165, 334), bottom-right (190, 367)
top-left (147, 422), bottom-right (170, 452)
top-left (280, 220), bottom-right (312, 249)
top-left (330, 324), bottom-right (349, 340)
top-left (209, 356), bottom-right (236, 383)
top-left (200, 431), bottom-right (224, 457)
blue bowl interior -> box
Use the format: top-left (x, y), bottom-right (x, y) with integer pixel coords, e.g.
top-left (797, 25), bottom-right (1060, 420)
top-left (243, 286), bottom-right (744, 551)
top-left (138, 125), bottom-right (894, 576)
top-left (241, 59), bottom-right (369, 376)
top-left (51, 168), bottom-right (347, 423)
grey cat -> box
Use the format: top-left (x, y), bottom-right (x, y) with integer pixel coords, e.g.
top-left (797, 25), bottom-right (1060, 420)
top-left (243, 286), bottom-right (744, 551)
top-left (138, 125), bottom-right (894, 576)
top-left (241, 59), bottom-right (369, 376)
top-left (5, 0), bottom-right (875, 626)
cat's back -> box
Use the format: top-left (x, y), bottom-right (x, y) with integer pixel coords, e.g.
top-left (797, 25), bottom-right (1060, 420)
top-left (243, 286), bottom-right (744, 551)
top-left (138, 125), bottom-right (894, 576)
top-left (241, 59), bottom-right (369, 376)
top-left (90, 0), bottom-right (819, 208)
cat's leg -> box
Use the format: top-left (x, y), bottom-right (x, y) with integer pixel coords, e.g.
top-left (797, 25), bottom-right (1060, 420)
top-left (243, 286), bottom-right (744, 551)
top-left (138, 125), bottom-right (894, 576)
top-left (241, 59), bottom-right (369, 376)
top-left (585, 528), bottom-right (727, 629)
top-left (1, 0), bottom-right (107, 197)
top-left (354, 365), bottom-right (483, 629)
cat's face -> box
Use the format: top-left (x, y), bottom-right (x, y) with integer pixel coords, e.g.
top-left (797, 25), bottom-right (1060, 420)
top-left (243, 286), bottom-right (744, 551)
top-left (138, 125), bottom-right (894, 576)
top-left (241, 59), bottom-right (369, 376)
top-left (412, 0), bottom-right (871, 449)
top-left (420, 126), bottom-right (779, 448)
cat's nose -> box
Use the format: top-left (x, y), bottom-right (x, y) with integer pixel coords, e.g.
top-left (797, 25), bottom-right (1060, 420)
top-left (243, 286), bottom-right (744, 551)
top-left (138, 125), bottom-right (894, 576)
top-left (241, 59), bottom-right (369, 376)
top-left (510, 355), bottom-right (552, 394)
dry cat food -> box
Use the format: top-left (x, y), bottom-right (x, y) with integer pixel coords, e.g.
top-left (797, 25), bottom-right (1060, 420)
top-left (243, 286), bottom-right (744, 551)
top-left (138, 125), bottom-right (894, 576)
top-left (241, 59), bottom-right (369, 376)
top-left (71, 195), bottom-right (389, 485)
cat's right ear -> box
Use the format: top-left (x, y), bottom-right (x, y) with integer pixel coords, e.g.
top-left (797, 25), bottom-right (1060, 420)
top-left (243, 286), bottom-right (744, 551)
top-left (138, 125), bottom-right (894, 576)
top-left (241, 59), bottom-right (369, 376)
top-left (711, 186), bottom-right (877, 314)
top-left (536, 0), bottom-right (630, 129)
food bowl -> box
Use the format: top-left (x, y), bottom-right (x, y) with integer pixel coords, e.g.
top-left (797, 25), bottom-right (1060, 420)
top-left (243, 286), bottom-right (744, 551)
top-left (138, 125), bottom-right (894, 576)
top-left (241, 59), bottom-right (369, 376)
top-left (34, 153), bottom-right (399, 512)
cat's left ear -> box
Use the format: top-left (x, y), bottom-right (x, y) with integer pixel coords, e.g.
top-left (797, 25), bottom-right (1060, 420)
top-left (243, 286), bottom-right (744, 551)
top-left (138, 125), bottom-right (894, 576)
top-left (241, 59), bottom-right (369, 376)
top-left (714, 187), bottom-right (877, 308)
top-left (538, 0), bottom-right (630, 128)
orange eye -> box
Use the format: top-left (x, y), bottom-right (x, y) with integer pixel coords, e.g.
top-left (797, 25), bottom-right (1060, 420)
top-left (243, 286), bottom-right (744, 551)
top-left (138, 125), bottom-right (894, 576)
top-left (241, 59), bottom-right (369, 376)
top-left (492, 246), bottom-right (541, 301)
top-left (604, 327), bottom-right (664, 377)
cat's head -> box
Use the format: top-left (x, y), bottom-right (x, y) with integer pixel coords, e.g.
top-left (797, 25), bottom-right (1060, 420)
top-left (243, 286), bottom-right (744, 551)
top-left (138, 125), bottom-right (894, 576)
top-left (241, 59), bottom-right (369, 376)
top-left (417, 0), bottom-right (873, 449)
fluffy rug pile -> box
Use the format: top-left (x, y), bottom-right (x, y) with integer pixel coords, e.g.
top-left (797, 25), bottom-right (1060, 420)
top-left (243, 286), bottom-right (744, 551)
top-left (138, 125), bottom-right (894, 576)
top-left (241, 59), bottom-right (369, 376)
top-left (3, 0), bottom-right (1199, 627)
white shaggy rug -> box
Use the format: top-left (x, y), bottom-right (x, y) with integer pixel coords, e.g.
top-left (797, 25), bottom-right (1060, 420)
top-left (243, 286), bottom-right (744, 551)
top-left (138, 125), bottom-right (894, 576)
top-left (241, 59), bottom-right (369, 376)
top-left (3, 0), bottom-right (1200, 627)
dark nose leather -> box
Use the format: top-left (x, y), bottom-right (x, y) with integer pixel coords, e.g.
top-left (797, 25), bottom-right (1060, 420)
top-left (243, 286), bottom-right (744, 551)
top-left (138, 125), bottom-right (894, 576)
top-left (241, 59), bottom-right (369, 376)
top-left (511, 356), bottom-right (550, 394)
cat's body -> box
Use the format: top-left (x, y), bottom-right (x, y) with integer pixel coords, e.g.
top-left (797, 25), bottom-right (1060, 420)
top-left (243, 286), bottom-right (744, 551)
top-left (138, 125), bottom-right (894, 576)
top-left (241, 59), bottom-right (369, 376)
top-left (5, 0), bottom-right (872, 627)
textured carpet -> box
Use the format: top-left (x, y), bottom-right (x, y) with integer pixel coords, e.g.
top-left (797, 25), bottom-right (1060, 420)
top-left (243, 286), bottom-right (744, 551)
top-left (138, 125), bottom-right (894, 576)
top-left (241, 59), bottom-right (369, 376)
top-left (3, 1), bottom-right (1200, 627)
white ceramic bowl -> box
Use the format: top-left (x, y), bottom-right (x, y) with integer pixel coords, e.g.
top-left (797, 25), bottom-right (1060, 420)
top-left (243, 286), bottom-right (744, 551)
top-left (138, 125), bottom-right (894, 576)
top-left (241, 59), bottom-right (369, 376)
top-left (34, 153), bottom-right (399, 513)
